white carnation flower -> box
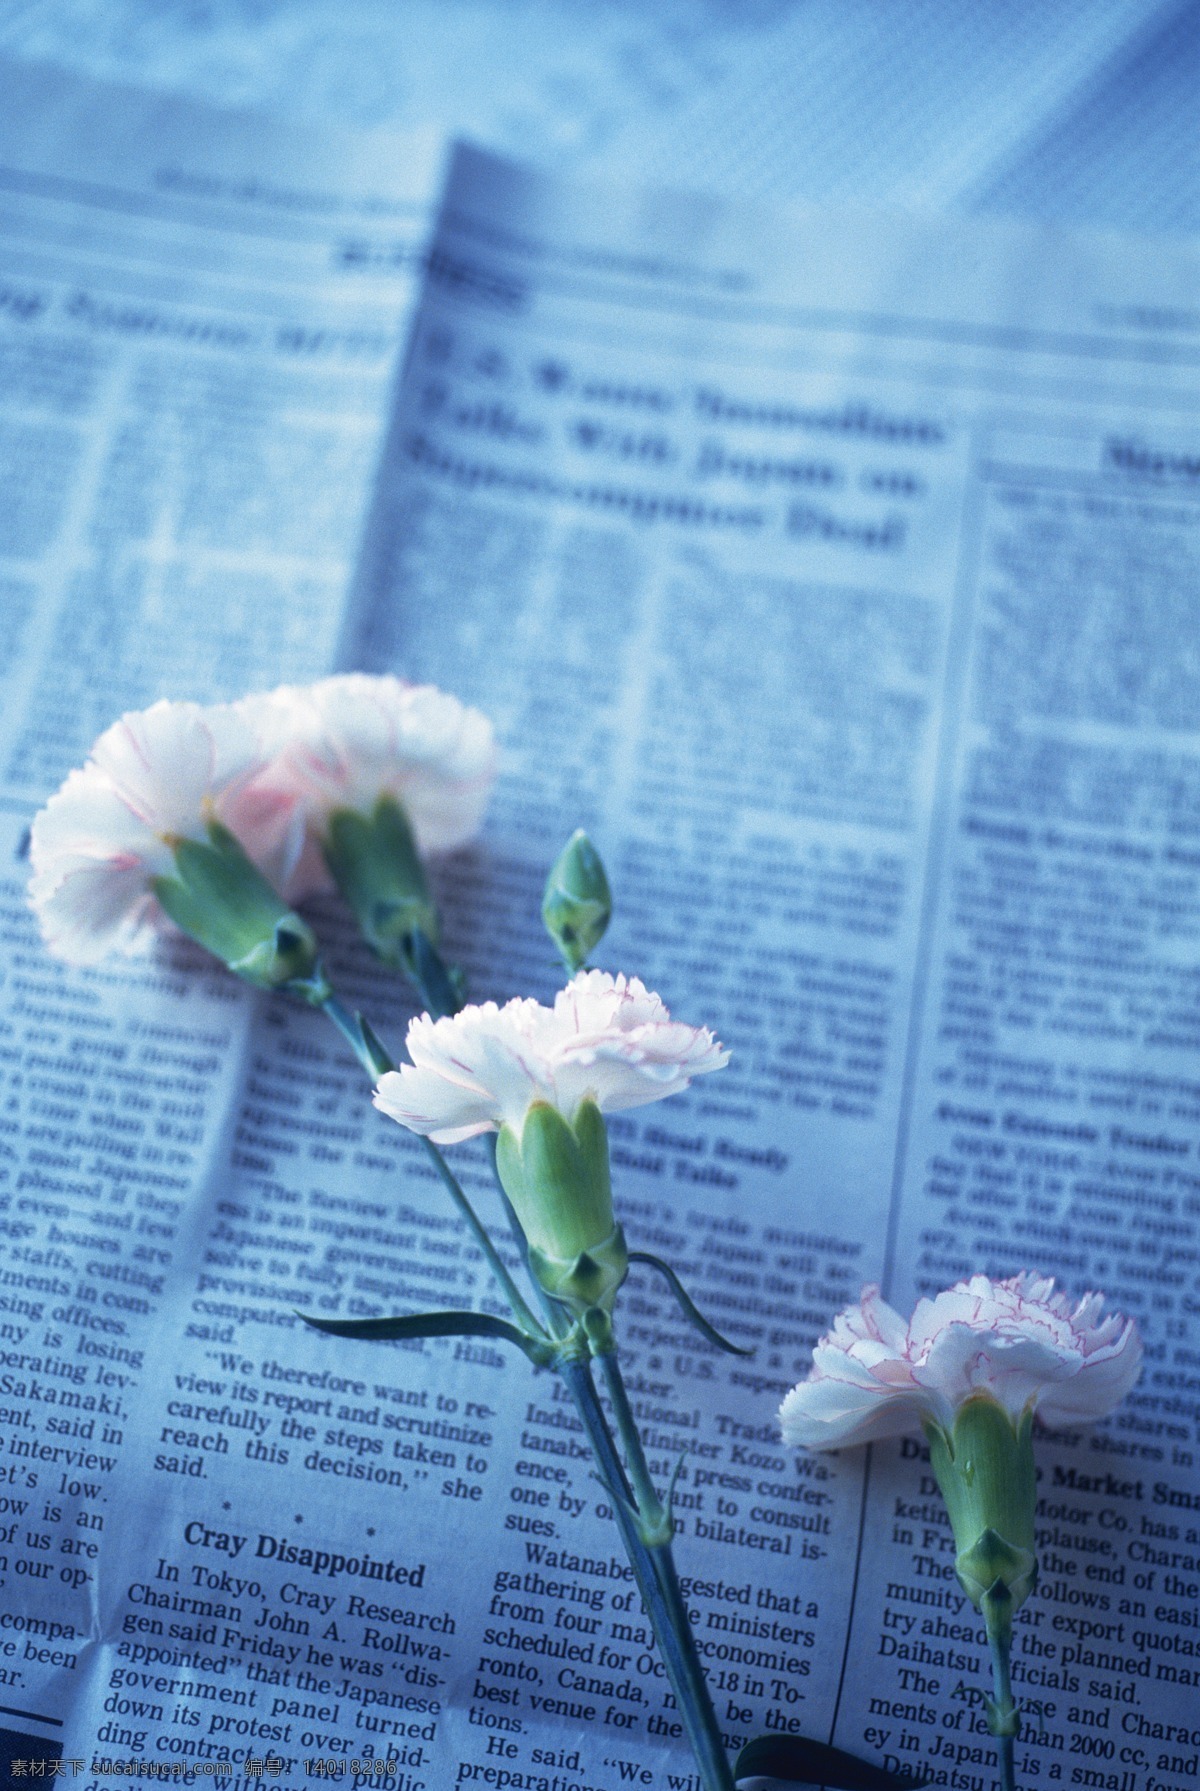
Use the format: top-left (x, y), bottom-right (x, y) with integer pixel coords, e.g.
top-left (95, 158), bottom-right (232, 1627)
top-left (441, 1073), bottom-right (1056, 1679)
top-left (374, 970), bottom-right (729, 1146)
top-left (239, 675), bottom-right (496, 901)
top-left (29, 699), bottom-right (271, 963)
top-left (779, 1273), bottom-right (1143, 1450)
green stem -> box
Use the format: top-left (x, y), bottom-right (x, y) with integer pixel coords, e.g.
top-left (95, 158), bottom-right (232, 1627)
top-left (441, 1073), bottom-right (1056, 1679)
top-left (382, 936), bottom-right (555, 1330)
top-left (418, 1138), bottom-right (542, 1336)
top-left (595, 1338), bottom-right (663, 1528)
top-left (391, 941), bottom-right (565, 1343)
top-left (320, 990), bottom-right (392, 1078)
top-left (983, 1591), bottom-right (1018, 1791)
top-left (595, 1341), bottom-right (734, 1791)
top-left (559, 1356), bottom-right (731, 1790)
top-left (317, 992), bottom-right (541, 1335)
top-left (476, 1145), bottom-right (726, 1776)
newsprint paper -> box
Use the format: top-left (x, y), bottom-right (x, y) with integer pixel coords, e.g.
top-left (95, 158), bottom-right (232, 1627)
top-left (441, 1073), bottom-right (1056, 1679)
top-left (3, 65), bottom-right (1200, 1791)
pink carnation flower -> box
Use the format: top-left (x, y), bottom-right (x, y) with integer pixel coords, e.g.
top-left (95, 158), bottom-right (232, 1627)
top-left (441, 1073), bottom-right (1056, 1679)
top-left (780, 1273), bottom-right (1142, 1450)
top-left (239, 675), bottom-right (496, 900)
top-left (374, 970), bottom-right (730, 1145)
top-left (29, 699), bottom-right (273, 964)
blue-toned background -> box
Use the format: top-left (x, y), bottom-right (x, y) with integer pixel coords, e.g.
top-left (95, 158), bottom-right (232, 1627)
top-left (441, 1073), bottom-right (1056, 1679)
top-left (0, 0), bottom-right (1197, 229)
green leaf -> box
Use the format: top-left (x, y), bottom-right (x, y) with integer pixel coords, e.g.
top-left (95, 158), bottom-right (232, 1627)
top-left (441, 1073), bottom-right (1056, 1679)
top-left (356, 1013), bottom-right (395, 1079)
top-left (299, 1309), bottom-right (554, 1365)
top-left (404, 926), bottom-right (463, 1019)
top-left (735, 1735), bottom-right (928, 1789)
top-left (627, 1252), bottom-right (753, 1356)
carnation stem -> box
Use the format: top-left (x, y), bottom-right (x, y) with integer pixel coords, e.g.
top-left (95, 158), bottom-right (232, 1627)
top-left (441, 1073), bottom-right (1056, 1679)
top-left (317, 992), bottom-right (542, 1335)
top-left (595, 1338), bottom-right (664, 1528)
top-left (318, 989), bottom-right (391, 1077)
top-left (983, 1590), bottom-right (1018, 1791)
top-left (561, 1355), bottom-right (734, 1791)
top-left (594, 1339), bottom-right (735, 1791)
top-left (416, 1137), bottom-right (543, 1335)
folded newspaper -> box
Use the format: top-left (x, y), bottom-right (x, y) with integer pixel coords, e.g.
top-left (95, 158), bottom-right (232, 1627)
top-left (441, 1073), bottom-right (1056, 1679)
top-left (1, 59), bottom-right (1198, 1791)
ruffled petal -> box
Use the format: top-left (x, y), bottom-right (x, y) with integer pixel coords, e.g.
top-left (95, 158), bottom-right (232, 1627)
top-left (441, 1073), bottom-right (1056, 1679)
top-left (92, 699), bottom-right (260, 837)
top-left (780, 1372), bottom-right (932, 1450)
top-left (374, 1066), bottom-right (500, 1144)
top-left (1037, 1319), bottom-right (1144, 1423)
top-left (244, 675), bottom-right (496, 858)
top-left (373, 973), bottom-right (727, 1146)
top-left (28, 703), bottom-right (275, 965)
top-left (781, 1273), bottom-right (1141, 1456)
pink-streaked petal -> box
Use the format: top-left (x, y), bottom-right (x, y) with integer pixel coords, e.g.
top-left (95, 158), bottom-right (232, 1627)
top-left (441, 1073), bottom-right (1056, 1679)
top-left (372, 973), bottom-right (728, 1146)
top-left (28, 700), bottom-right (280, 967)
top-left (915, 1327), bottom-right (1066, 1421)
top-left (373, 1068), bottom-right (499, 1144)
top-left (244, 675), bottom-right (496, 858)
top-left (780, 1273), bottom-right (1141, 1455)
top-left (780, 1375), bottom-right (932, 1450)
top-left (1037, 1321), bottom-right (1144, 1424)
top-left (810, 1336), bottom-right (898, 1388)
top-left (31, 856), bottom-right (163, 962)
top-left (554, 971), bottom-right (671, 1035)
top-left (92, 699), bottom-right (261, 837)
top-left (221, 776), bottom-right (317, 896)
top-left (858, 1286), bottom-right (909, 1351)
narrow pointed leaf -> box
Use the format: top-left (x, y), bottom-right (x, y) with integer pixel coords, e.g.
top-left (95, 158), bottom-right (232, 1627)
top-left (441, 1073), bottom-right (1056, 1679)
top-left (662, 1450), bottom-right (688, 1524)
top-left (628, 1251), bottom-right (753, 1355)
top-left (734, 1735), bottom-right (928, 1789)
top-left (638, 1448), bottom-right (687, 1548)
top-left (356, 1013), bottom-right (395, 1078)
top-left (300, 1309), bottom-right (553, 1364)
top-left (405, 927), bottom-right (463, 1019)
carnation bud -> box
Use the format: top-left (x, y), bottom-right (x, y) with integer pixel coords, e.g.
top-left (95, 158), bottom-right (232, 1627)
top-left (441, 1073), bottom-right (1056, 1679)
top-left (494, 1098), bottom-right (628, 1313)
top-left (323, 794), bottom-right (440, 963)
top-left (153, 820), bottom-right (322, 994)
top-left (542, 830), bottom-right (611, 972)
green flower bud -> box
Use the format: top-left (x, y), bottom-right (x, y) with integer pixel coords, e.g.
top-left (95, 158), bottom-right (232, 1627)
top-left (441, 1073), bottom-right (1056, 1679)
top-left (324, 794), bottom-right (439, 963)
top-left (542, 830), bottom-right (612, 972)
top-left (495, 1098), bottom-right (628, 1313)
top-left (925, 1395), bottom-right (1038, 1616)
top-left (153, 820), bottom-right (322, 994)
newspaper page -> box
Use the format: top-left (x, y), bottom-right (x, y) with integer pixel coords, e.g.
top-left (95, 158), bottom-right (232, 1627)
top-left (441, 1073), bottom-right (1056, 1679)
top-left (0, 57), bottom-right (440, 1777)
top-left (5, 100), bottom-right (1200, 1791)
top-left (339, 150), bottom-right (1199, 1783)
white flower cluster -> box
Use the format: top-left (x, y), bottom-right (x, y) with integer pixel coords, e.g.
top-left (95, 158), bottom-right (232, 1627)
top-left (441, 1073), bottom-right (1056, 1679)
top-left (29, 678), bottom-right (496, 963)
top-left (30, 679), bottom-right (1142, 1466)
